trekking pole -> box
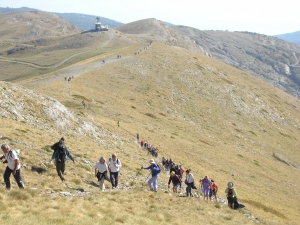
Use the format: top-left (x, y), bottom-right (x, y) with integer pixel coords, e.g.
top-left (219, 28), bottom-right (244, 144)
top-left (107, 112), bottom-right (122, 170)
top-left (136, 167), bottom-right (143, 176)
top-left (143, 171), bottom-right (151, 185)
top-left (199, 183), bottom-right (202, 200)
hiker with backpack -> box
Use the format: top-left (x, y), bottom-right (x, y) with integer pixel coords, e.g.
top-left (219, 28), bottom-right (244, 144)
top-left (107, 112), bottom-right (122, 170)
top-left (50, 137), bottom-right (75, 182)
top-left (168, 171), bottom-right (182, 193)
top-left (185, 169), bottom-right (194, 197)
top-left (50, 137), bottom-right (65, 158)
top-left (225, 182), bottom-right (238, 209)
top-left (0, 144), bottom-right (25, 189)
top-left (141, 159), bottom-right (160, 192)
top-left (95, 157), bottom-right (110, 191)
top-left (108, 153), bottom-right (122, 189)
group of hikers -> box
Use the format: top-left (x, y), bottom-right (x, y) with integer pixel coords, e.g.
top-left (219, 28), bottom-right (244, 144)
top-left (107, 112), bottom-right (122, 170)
top-left (64, 76), bottom-right (74, 83)
top-left (49, 137), bottom-right (122, 190)
top-left (143, 157), bottom-right (238, 209)
top-left (0, 137), bottom-right (238, 209)
top-left (140, 140), bottom-right (159, 157)
top-left (163, 157), bottom-right (220, 202)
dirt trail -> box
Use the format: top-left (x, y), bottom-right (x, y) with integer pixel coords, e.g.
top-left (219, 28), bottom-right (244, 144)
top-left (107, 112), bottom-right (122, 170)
top-left (23, 40), bottom-right (152, 89)
top-left (23, 56), bottom-right (130, 88)
top-left (0, 32), bottom-right (115, 69)
top-left (0, 50), bottom-right (93, 69)
top-left (290, 52), bottom-right (300, 67)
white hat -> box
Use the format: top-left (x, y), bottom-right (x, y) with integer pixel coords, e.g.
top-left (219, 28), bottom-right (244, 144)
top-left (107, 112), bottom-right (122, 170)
top-left (149, 159), bottom-right (155, 164)
top-left (228, 182), bottom-right (234, 188)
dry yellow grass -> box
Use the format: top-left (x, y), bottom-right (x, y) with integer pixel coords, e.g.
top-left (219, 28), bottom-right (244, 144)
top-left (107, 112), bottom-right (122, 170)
top-left (0, 26), bottom-right (299, 225)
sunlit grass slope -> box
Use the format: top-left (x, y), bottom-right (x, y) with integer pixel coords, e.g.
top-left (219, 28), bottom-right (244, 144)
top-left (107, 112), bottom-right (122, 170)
top-left (9, 41), bottom-right (298, 225)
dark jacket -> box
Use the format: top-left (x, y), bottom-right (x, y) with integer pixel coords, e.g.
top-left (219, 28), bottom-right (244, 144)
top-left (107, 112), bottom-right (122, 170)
top-left (168, 175), bottom-right (182, 187)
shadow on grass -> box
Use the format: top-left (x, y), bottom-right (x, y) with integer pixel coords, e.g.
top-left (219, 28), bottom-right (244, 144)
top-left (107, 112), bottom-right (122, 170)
top-left (31, 166), bottom-right (47, 174)
top-left (83, 179), bottom-right (99, 188)
top-left (240, 198), bottom-right (286, 218)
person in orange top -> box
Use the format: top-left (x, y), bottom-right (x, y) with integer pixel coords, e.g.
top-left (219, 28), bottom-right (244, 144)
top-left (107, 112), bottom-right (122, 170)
top-left (209, 179), bottom-right (218, 201)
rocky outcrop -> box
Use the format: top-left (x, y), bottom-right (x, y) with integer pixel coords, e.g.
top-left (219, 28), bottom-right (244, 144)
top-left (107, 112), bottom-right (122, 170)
top-left (0, 81), bottom-right (122, 148)
top-left (173, 27), bottom-right (300, 98)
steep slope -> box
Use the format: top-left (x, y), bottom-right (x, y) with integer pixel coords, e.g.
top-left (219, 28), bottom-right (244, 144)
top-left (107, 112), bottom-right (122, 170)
top-left (174, 26), bottom-right (300, 98)
top-left (0, 15), bottom-right (299, 225)
top-left (0, 10), bottom-right (81, 41)
top-left (17, 41), bottom-right (300, 225)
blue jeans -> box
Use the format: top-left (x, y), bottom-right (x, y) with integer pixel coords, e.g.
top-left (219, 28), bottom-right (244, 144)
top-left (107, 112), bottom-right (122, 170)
top-left (4, 167), bottom-right (24, 189)
top-left (148, 175), bottom-right (158, 191)
top-left (110, 171), bottom-right (119, 188)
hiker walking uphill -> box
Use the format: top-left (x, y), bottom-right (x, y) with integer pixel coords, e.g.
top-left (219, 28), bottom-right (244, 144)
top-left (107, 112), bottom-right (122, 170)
top-left (51, 137), bottom-right (65, 157)
top-left (201, 175), bottom-right (212, 201)
top-left (108, 153), bottom-right (122, 189)
top-left (50, 137), bottom-right (75, 182)
top-left (225, 182), bottom-right (238, 209)
top-left (185, 169), bottom-right (194, 197)
top-left (209, 179), bottom-right (218, 201)
top-left (0, 144), bottom-right (24, 189)
top-left (168, 171), bottom-right (182, 193)
top-left (95, 157), bottom-right (110, 191)
top-left (141, 159), bottom-right (160, 192)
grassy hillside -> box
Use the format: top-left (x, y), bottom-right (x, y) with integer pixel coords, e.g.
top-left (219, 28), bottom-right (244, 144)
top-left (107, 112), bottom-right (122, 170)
top-left (0, 11), bottom-right (80, 41)
top-left (0, 16), bottom-right (299, 225)
top-left (8, 40), bottom-right (299, 224)
top-left (0, 28), bottom-right (137, 81)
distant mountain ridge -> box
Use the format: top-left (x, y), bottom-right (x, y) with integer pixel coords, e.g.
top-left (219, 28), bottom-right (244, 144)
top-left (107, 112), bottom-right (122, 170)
top-left (173, 26), bottom-right (300, 98)
top-left (0, 6), bottom-right (35, 13)
top-left (0, 7), bottom-right (123, 30)
top-left (275, 30), bottom-right (300, 46)
top-left (0, 10), bottom-right (81, 40)
top-left (54, 13), bottom-right (123, 31)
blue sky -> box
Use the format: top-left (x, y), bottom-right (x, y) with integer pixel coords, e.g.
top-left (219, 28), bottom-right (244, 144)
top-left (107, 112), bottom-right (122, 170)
top-left (0, 0), bottom-right (299, 35)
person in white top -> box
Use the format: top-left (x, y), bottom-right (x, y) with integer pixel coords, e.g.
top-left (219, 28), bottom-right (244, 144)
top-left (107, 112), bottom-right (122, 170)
top-left (185, 169), bottom-right (194, 197)
top-left (95, 157), bottom-right (110, 191)
top-left (108, 153), bottom-right (122, 189)
top-left (0, 144), bottom-right (24, 189)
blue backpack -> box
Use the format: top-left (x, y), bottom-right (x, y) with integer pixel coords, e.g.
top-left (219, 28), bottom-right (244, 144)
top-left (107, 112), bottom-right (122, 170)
top-left (156, 164), bottom-right (161, 173)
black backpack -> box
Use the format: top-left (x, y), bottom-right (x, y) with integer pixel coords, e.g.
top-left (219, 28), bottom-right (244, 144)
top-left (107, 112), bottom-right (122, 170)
top-left (56, 144), bottom-right (66, 163)
top-left (109, 158), bottom-right (119, 164)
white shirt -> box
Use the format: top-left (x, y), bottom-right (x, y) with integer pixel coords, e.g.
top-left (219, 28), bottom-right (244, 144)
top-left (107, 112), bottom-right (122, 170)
top-left (108, 158), bottom-right (122, 172)
top-left (186, 173), bottom-right (194, 183)
top-left (5, 150), bottom-right (20, 170)
top-left (94, 162), bottom-right (108, 173)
